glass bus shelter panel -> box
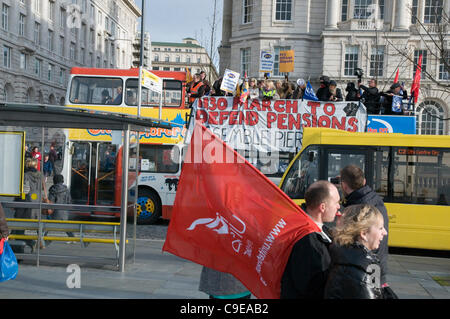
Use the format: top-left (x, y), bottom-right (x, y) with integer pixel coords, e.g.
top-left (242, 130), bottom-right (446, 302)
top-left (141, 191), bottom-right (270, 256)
top-left (96, 143), bottom-right (117, 206)
top-left (71, 142), bottom-right (91, 205)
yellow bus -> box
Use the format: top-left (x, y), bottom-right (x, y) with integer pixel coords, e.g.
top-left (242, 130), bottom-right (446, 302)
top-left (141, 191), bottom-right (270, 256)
top-left (279, 127), bottom-right (450, 251)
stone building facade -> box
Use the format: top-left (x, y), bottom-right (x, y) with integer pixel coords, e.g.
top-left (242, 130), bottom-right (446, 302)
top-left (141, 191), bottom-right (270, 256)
top-left (0, 0), bottom-right (140, 106)
top-left (220, 0), bottom-right (450, 135)
top-left (152, 38), bottom-right (219, 83)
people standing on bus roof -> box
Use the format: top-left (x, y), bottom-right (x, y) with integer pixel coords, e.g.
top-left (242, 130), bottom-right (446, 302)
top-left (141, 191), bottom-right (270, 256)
top-left (324, 204), bottom-right (386, 299)
top-left (187, 73), bottom-right (206, 106)
top-left (316, 75), bottom-right (331, 102)
top-left (359, 78), bottom-right (381, 114)
top-left (328, 80), bottom-right (343, 102)
top-left (381, 82), bottom-right (408, 115)
top-left (345, 82), bottom-right (360, 102)
top-left (200, 71), bottom-right (211, 96)
top-left (281, 180), bottom-right (340, 299)
top-left (293, 78), bottom-right (306, 100)
top-left (339, 165), bottom-right (391, 292)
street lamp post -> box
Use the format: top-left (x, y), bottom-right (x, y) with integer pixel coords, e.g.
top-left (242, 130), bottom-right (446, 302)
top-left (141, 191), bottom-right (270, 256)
top-left (137, 0), bottom-right (145, 119)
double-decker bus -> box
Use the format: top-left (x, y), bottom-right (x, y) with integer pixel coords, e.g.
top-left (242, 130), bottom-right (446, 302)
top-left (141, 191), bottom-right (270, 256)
top-left (62, 67), bottom-right (191, 224)
top-left (279, 127), bottom-right (450, 251)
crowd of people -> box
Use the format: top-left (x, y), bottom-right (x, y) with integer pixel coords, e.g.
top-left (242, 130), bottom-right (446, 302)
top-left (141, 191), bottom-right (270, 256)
top-left (187, 71), bottom-right (412, 116)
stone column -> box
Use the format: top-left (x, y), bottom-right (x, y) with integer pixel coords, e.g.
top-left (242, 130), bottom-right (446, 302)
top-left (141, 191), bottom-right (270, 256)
top-left (395, 0), bottom-right (412, 30)
top-left (326, 0), bottom-right (339, 29)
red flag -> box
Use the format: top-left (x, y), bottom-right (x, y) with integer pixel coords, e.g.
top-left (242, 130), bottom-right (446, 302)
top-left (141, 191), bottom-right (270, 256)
top-left (411, 54), bottom-right (422, 104)
top-left (162, 122), bottom-right (320, 299)
top-left (394, 68), bottom-right (399, 83)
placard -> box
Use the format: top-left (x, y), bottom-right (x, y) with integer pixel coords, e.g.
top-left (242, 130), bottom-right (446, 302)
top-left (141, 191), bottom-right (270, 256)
top-left (220, 69), bottom-right (240, 94)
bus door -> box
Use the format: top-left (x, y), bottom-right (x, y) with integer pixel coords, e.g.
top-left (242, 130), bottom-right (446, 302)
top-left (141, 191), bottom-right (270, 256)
top-left (70, 141), bottom-right (117, 207)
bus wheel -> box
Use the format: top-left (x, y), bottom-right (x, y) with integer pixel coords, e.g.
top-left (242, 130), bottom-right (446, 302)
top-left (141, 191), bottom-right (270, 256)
top-left (136, 190), bottom-right (161, 225)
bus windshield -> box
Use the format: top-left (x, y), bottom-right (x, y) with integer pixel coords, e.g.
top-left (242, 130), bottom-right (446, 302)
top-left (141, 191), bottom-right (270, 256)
top-left (69, 77), bottom-right (123, 105)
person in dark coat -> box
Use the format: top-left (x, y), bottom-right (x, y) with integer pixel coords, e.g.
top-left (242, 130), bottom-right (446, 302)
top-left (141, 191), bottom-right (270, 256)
top-left (0, 203), bottom-right (9, 239)
top-left (328, 80), bottom-right (343, 102)
top-left (316, 75), bottom-right (331, 102)
top-left (340, 165), bottom-right (389, 287)
top-left (345, 82), bottom-right (360, 102)
top-left (324, 204), bottom-right (386, 299)
top-left (381, 82), bottom-right (408, 115)
top-left (281, 180), bottom-right (341, 299)
top-left (359, 78), bottom-right (381, 114)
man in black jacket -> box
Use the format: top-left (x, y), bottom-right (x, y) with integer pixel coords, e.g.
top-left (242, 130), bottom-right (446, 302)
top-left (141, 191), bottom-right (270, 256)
top-left (340, 165), bottom-right (389, 287)
top-left (316, 75), bottom-right (331, 102)
top-left (281, 181), bottom-right (341, 299)
top-left (359, 78), bottom-right (381, 114)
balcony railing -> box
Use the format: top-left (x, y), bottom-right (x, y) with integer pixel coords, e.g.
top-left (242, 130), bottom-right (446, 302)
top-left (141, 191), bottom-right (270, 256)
top-left (338, 19), bottom-right (385, 31)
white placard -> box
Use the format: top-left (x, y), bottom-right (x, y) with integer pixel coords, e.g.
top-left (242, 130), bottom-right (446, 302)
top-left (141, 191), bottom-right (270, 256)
top-left (220, 69), bottom-right (240, 94)
top-left (259, 50), bottom-right (274, 74)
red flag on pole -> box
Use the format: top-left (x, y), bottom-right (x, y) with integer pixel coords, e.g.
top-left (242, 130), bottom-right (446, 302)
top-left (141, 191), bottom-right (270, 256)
top-left (394, 68), bottom-right (399, 83)
top-left (411, 54), bottom-right (422, 104)
top-left (162, 122), bottom-right (320, 299)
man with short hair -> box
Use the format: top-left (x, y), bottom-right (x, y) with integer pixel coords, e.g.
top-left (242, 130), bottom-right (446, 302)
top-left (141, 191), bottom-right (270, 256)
top-left (281, 180), bottom-right (340, 299)
top-left (340, 164), bottom-right (389, 287)
top-left (359, 78), bottom-right (381, 114)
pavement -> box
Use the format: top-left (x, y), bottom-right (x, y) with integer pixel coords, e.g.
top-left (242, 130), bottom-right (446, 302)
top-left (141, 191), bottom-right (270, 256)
top-left (0, 238), bottom-right (449, 299)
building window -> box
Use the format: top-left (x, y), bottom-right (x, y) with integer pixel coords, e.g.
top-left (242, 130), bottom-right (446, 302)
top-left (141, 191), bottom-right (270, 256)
top-left (35, 58), bottom-right (42, 77)
top-left (154, 55), bottom-right (159, 62)
top-left (35, 0), bottom-right (41, 14)
top-left (341, 0), bottom-right (348, 21)
top-left (3, 46), bottom-right (11, 68)
top-left (378, 0), bottom-right (385, 19)
top-left (275, 0), bottom-right (292, 21)
top-left (414, 50), bottom-right (428, 79)
top-left (19, 13), bottom-right (26, 36)
top-left (60, 8), bottom-right (66, 29)
top-left (369, 46), bottom-right (384, 77)
top-left (49, 0), bottom-right (55, 22)
top-left (20, 52), bottom-right (27, 69)
top-left (59, 35), bottom-right (65, 56)
top-left (354, 0), bottom-right (373, 19)
top-left (243, 0), bottom-right (254, 24)
top-left (439, 50), bottom-right (449, 80)
top-left (176, 55), bottom-right (180, 62)
top-left (186, 56), bottom-right (191, 63)
top-left (424, 0), bottom-right (443, 24)
top-left (273, 46), bottom-right (290, 76)
top-left (2, 4), bottom-right (9, 31)
top-left (34, 22), bottom-right (41, 45)
top-left (344, 45), bottom-right (359, 76)
top-left (70, 42), bottom-right (76, 60)
top-left (165, 55), bottom-right (169, 62)
top-left (48, 30), bottom-right (54, 51)
top-left (416, 101), bottom-right (444, 135)
top-left (411, 0), bottom-right (419, 23)
top-left (240, 47), bottom-right (251, 75)
top-left (59, 68), bottom-right (66, 85)
top-left (48, 63), bottom-right (53, 81)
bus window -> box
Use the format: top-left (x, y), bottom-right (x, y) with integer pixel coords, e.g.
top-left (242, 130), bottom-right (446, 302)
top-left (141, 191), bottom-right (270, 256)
top-left (69, 76), bottom-right (123, 105)
top-left (139, 144), bottom-right (179, 173)
top-left (372, 147), bottom-right (389, 199)
top-left (125, 79), bottom-right (182, 107)
top-left (393, 147), bottom-right (450, 205)
top-left (281, 146), bottom-right (319, 199)
top-left (327, 152), bottom-right (366, 183)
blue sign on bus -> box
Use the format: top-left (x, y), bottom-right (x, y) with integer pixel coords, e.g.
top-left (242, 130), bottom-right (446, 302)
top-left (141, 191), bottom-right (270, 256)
top-left (367, 115), bottom-right (416, 134)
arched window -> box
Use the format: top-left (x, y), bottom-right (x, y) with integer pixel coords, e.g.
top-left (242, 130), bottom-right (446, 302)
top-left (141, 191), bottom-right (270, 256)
top-left (416, 100), bottom-right (445, 135)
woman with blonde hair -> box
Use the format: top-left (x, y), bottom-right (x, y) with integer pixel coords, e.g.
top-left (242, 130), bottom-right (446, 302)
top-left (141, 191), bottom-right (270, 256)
top-left (324, 204), bottom-right (387, 299)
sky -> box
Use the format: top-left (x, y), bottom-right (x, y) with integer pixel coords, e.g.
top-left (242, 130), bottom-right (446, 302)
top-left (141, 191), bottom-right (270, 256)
top-left (136, 1), bottom-right (223, 55)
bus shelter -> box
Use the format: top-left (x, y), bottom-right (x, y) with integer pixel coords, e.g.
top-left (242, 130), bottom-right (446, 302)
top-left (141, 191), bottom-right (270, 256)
top-left (0, 103), bottom-right (174, 271)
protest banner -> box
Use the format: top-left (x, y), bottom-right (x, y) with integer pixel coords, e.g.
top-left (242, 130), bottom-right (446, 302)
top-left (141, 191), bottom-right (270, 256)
top-left (191, 97), bottom-right (367, 154)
